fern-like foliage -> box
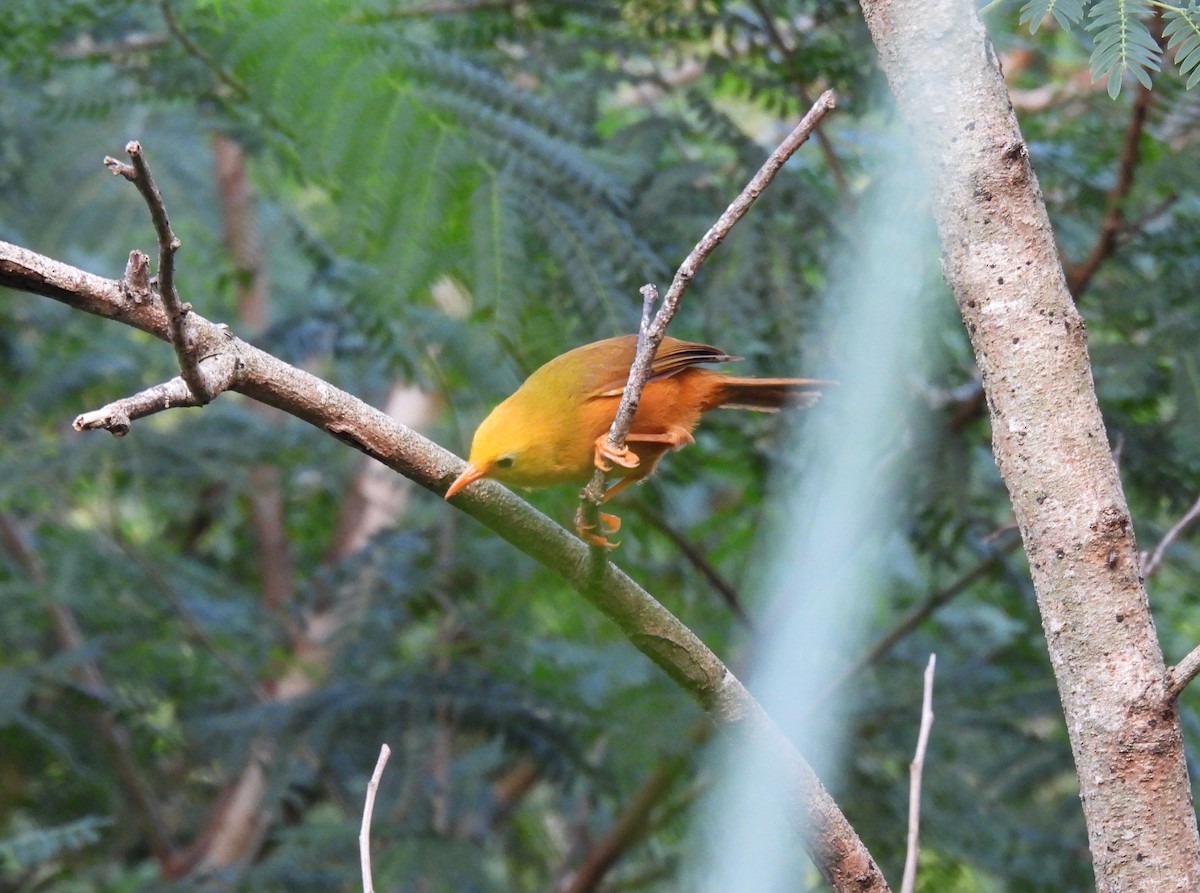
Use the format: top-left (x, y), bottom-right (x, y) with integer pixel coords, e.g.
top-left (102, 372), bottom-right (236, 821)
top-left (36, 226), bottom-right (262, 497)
top-left (1020, 0), bottom-right (1087, 31)
top-left (1164, 2), bottom-right (1200, 88)
top-left (1088, 0), bottom-right (1161, 97)
top-left (1013, 0), bottom-right (1184, 97)
top-left (200, 0), bottom-right (663, 362)
top-left (0, 816), bottom-right (110, 872)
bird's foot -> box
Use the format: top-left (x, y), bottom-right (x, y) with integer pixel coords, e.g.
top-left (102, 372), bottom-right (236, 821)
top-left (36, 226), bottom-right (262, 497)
top-left (594, 435), bottom-right (641, 472)
top-left (574, 507), bottom-right (622, 549)
top-left (663, 426), bottom-right (695, 451)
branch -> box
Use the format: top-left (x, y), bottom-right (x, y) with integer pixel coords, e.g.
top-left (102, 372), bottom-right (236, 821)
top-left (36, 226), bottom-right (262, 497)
top-left (349, 0), bottom-right (515, 19)
top-left (1140, 492), bottom-right (1200, 580)
top-left (1167, 645), bottom-right (1200, 700)
top-left (633, 502), bottom-right (753, 629)
top-left (746, 0), bottom-right (851, 199)
top-left (0, 234), bottom-right (889, 893)
top-left (360, 744), bottom-right (391, 893)
top-left (160, 1), bottom-right (256, 108)
top-left (105, 141), bottom-right (213, 401)
top-left (121, 249), bottom-right (152, 303)
top-left (554, 723), bottom-right (709, 893)
top-left (899, 654), bottom-right (936, 893)
top-left (816, 536), bottom-right (1016, 703)
top-left (56, 30), bottom-right (169, 60)
top-left (579, 90), bottom-right (838, 540)
top-left (1064, 80), bottom-right (1154, 299)
top-left (73, 359), bottom-right (237, 436)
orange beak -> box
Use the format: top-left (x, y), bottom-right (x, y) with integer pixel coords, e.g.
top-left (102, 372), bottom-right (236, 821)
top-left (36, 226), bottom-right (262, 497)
top-left (445, 463), bottom-right (487, 500)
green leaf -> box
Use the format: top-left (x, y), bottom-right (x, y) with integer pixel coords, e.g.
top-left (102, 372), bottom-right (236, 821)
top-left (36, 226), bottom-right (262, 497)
top-left (1087, 0), bottom-right (1161, 98)
top-left (0, 817), bottom-right (111, 871)
top-left (1020, 0), bottom-right (1086, 32)
top-left (1164, 2), bottom-right (1200, 89)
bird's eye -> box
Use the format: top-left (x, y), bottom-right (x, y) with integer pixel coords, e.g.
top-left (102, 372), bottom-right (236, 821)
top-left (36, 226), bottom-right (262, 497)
top-left (496, 456), bottom-right (515, 469)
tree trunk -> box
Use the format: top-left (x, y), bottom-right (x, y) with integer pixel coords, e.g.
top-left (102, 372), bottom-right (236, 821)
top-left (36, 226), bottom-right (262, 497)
top-left (857, 0), bottom-right (1200, 889)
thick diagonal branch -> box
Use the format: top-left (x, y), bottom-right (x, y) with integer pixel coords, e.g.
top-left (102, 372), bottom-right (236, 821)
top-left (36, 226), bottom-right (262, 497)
top-left (0, 237), bottom-right (889, 893)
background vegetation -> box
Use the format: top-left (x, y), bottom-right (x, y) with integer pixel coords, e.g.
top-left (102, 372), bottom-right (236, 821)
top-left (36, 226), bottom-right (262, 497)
top-left (2, 1), bottom-right (1199, 891)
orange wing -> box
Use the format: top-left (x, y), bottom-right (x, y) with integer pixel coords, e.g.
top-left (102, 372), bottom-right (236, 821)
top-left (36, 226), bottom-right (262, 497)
top-left (591, 337), bottom-right (738, 398)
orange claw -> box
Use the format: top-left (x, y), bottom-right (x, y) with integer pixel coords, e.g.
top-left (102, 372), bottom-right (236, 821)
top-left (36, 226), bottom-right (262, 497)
top-left (594, 435), bottom-right (641, 472)
top-left (574, 507), bottom-right (622, 549)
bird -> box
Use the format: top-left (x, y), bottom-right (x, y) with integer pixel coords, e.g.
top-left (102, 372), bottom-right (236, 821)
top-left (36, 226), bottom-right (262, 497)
top-left (444, 334), bottom-right (828, 546)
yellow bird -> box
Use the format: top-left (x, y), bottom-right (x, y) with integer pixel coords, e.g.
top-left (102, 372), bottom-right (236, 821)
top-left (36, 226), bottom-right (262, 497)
top-left (445, 335), bottom-right (826, 545)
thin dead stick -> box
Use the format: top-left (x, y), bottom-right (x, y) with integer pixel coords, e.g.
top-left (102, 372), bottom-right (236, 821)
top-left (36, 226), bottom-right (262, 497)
top-left (1141, 492), bottom-right (1200, 580)
top-left (360, 744), bottom-right (391, 893)
top-left (578, 89), bottom-right (838, 541)
top-left (900, 654), bottom-right (936, 893)
top-left (105, 140), bottom-right (212, 402)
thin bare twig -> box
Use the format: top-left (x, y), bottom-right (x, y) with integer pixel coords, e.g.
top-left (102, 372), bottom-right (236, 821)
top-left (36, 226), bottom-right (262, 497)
top-left (554, 721), bottom-right (710, 893)
top-left (73, 361), bottom-right (235, 436)
top-left (579, 90), bottom-right (837, 545)
top-left (160, 2), bottom-right (255, 106)
top-left (1065, 80), bottom-right (1154, 299)
top-left (633, 502), bottom-right (753, 629)
top-left (900, 654), bottom-right (937, 893)
top-left (815, 537), bottom-right (1016, 704)
top-left (1141, 492), bottom-right (1200, 580)
top-left (105, 140), bottom-right (211, 401)
top-left (360, 744), bottom-right (392, 893)
top-left (1168, 645), bottom-right (1200, 700)
top-left (745, 0), bottom-right (851, 199)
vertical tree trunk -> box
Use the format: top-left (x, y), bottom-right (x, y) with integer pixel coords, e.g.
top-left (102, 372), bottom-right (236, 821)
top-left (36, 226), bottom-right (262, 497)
top-left (857, 0), bottom-right (1200, 889)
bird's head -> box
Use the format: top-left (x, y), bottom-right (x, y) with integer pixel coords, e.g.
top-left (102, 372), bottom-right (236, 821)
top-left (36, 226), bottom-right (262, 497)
top-left (444, 398), bottom-right (537, 499)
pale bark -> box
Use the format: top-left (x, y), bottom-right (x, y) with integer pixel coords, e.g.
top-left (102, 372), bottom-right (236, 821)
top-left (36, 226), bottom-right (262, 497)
top-left (858, 0), bottom-right (1200, 889)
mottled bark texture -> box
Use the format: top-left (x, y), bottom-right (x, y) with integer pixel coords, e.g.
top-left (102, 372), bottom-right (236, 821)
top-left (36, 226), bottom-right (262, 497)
top-left (858, 0), bottom-right (1200, 889)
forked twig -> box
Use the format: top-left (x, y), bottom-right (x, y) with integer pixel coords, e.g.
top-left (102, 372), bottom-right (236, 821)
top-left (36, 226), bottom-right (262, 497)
top-left (105, 140), bottom-right (211, 402)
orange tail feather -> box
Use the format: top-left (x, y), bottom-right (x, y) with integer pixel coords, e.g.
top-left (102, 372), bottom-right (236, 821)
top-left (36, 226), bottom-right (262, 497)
top-left (704, 376), bottom-right (830, 412)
